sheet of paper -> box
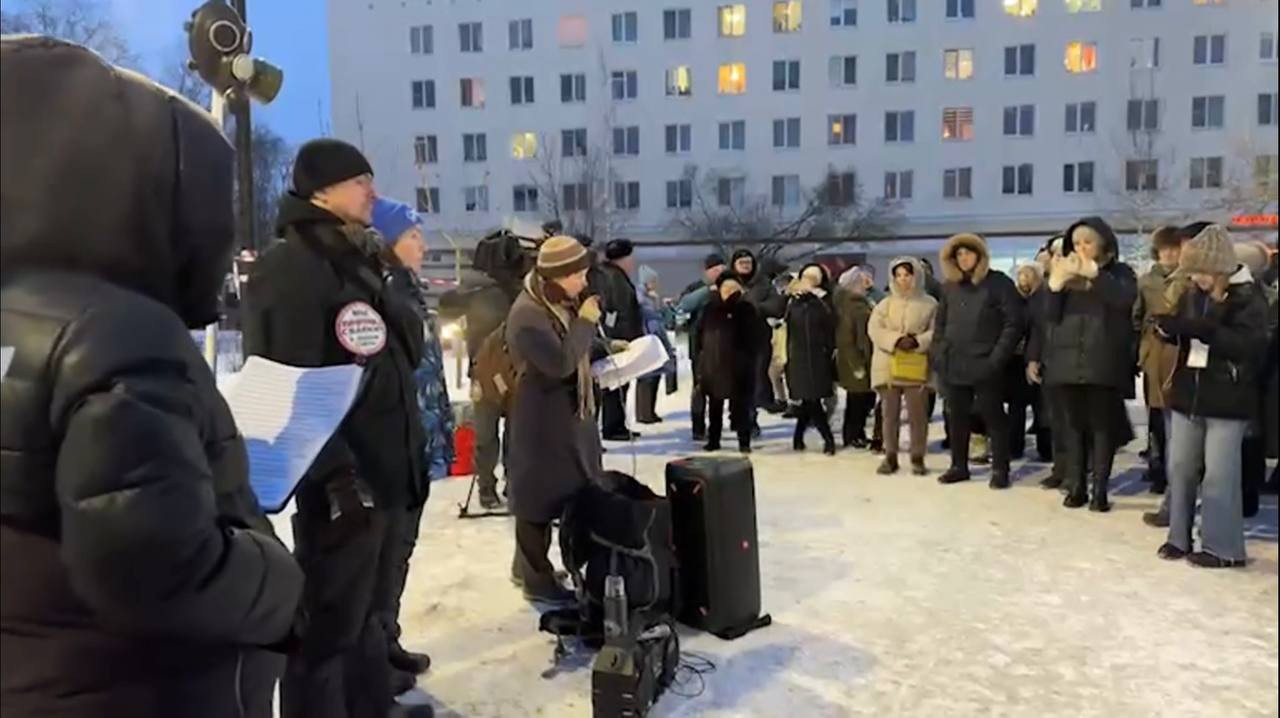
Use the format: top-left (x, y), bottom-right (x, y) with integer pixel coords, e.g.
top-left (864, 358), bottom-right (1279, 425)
top-left (0, 346), bottom-right (13, 380)
top-left (220, 356), bottom-right (363, 513)
top-left (1186, 339), bottom-right (1210, 369)
top-left (592, 335), bottom-right (669, 391)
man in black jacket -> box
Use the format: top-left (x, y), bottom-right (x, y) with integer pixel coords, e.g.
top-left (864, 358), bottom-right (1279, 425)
top-left (933, 233), bottom-right (1024, 488)
top-left (0, 37), bottom-right (302, 717)
top-left (243, 140), bottom-right (432, 718)
top-left (598, 239), bottom-right (644, 441)
top-left (681, 254), bottom-right (728, 441)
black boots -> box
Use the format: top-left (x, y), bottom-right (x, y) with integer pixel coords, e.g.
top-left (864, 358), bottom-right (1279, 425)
top-left (989, 472), bottom-right (1011, 490)
top-left (1088, 475), bottom-right (1111, 512)
top-left (390, 642), bottom-right (432, 675)
top-left (877, 456), bottom-right (899, 475)
top-left (937, 468), bottom-right (970, 484)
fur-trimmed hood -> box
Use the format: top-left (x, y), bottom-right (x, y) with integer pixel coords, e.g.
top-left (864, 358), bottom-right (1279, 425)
top-left (887, 256), bottom-right (928, 298)
top-left (1015, 262), bottom-right (1044, 297)
top-left (939, 233), bottom-right (990, 284)
top-left (1062, 216), bottom-right (1120, 268)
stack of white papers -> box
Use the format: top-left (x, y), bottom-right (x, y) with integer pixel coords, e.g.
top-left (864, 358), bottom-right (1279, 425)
top-left (591, 335), bottom-right (669, 391)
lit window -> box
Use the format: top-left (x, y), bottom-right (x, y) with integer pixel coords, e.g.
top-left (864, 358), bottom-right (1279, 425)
top-left (612, 12), bottom-right (638, 43)
top-left (557, 15), bottom-right (588, 47)
top-left (829, 114), bottom-right (856, 145)
top-left (512, 185), bottom-right (539, 212)
top-left (665, 124), bottom-right (693, 153)
top-left (410, 25), bottom-right (433, 55)
top-left (666, 66), bottom-right (693, 97)
top-left (830, 55), bottom-right (858, 86)
top-left (611, 70), bottom-right (638, 100)
top-left (718, 120), bottom-right (746, 150)
top-left (773, 1), bottom-right (802, 32)
top-left (1125, 159), bottom-right (1159, 191)
top-left (884, 170), bottom-right (913, 200)
top-left (772, 60), bottom-right (801, 91)
top-left (1191, 95), bottom-right (1225, 129)
top-left (1003, 0), bottom-right (1037, 16)
top-left (510, 132), bottom-right (537, 160)
top-left (412, 135), bottom-right (438, 165)
top-left (718, 63), bottom-right (747, 94)
top-left (946, 0), bottom-right (975, 19)
top-left (773, 117), bottom-right (802, 148)
top-left (830, 0), bottom-right (858, 26)
top-left (463, 185), bottom-right (489, 213)
top-left (943, 167), bottom-right (972, 199)
top-left (942, 107), bottom-right (975, 141)
top-left (772, 175), bottom-right (801, 207)
top-left (944, 49), bottom-right (974, 79)
top-left (1002, 104), bottom-right (1035, 137)
top-left (1065, 0), bottom-right (1100, 12)
top-left (1065, 42), bottom-right (1098, 73)
top-left (719, 5), bottom-right (747, 37)
top-left (613, 181), bottom-right (641, 210)
top-left (460, 78), bottom-right (485, 108)
top-left (1062, 161), bottom-right (1095, 193)
top-left (1002, 163), bottom-right (1034, 195)
top-left (887, 0), bottom-right (916, 23)
top-left (1193, 34), bottom-right (1227, 65)
top-left (1064, 101), bottom-right (1097, 133)
top-left (667, 179), bottom-right (693, 208)
top-left (462, 133), bottom-right (487, 162)
top-left (1189, 157), bottom-right (1224, 189)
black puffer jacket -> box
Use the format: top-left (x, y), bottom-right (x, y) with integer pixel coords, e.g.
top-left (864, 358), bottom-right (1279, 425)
top-left (1039, 218), bottom-right (1139, 390)
top-left (0, 37), bottom-right (301, 717)
top-left (597, 262), bottom-right (644, 341)
top-left (784, 265), bottom-right (838, 401)
top-left (932, 234), bottom-right (1024, 386)
top-left (697, 292), bottom-right (762, 400)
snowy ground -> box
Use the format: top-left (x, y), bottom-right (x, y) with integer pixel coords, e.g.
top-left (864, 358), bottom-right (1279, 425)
top-left (267, 352), bottom-right (1279, 718)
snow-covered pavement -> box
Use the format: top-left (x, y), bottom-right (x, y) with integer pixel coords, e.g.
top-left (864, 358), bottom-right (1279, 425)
top-left (270, 359), bottom-right (1279, 717)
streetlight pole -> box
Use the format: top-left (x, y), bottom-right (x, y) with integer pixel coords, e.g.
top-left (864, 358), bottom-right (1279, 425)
top-left (231, 0), bottom-right (255, 253)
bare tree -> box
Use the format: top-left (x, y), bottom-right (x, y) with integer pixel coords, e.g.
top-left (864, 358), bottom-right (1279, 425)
top-left (526, 130), bottom-right (612, 238)
top-left (159, 46), bottom-right (211, 108)
top-left (0, 0), bottom-right (136, 67)
top-left (247, 122), bottom-right (292, 243)
top-left (1199, 134), bottom-right (1280, 217)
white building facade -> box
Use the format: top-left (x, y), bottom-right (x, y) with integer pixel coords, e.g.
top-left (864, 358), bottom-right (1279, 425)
top-left (327, 0), bottom-right (1279, 250)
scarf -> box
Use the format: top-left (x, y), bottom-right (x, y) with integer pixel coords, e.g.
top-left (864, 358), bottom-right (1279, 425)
top-left (524, 271), bottom-right (595, 419)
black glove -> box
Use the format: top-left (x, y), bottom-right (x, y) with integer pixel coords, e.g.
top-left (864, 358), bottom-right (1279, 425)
top-left (895, 335), bottom-right (919, 351)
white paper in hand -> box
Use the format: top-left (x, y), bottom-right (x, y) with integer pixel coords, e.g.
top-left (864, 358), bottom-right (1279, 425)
top-left (592, 335), bottom-right (669, 391)
top-left (220, 356), bottom-right (364, 513)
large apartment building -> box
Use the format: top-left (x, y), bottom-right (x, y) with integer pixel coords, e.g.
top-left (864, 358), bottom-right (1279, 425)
top-left (327, 0), bottom-right (1278, 248)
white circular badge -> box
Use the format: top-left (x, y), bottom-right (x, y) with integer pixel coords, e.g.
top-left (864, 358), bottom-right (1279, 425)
top-left (335, 301), bottom-right (387, 357)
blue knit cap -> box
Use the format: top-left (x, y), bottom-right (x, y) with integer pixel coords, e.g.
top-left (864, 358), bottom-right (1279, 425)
top-left (370, 197), bottom-right (421, 245)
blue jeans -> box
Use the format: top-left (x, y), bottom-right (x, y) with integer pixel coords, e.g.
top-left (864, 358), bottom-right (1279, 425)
top-left (1166, 411), bottom-right (1247, 561)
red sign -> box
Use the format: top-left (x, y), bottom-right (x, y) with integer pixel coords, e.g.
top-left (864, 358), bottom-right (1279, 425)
top-left (1231, 214), bottom-right (1279, 227)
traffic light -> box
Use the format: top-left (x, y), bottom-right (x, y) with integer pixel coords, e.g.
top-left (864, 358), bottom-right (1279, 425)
top-left (185, 1), bottom-right (282, 105)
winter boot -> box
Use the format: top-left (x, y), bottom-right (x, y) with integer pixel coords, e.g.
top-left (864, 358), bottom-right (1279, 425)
top-left (1062, 482), bottom-right (1089, 508)
top-left (937, 468), bottom-right (971, 485)
top-left (910, 457), bottom-right (928, 476)
top-left (1142, 510), bottom-right (1170, 528)
top-left (1039, 472), bottom-right (1063, 490)
top-left (1088, 476), bottom-right (1111, 513)
top-left (989, 471), bottom-right (1011, 490)
top-left (703, 440), bottom-right (721, 452)
top-left (876, 456), bottom-right (899, 475)
top-left (390, 642), bottom-right (432, 675)
top-left (478, 485), bottom-right (503, 510)
top-left (1156, 543), bottom-right (1187, 560)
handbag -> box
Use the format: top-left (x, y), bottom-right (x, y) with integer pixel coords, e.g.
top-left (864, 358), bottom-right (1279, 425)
top-left (890, 350), bottom-right (928, 383)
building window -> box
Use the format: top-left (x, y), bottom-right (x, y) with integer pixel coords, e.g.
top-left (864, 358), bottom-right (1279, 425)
top-left (1130, 37), bottom-right (1161, 69)
top-left (512, 185), bottom-right (539, 212)
top-left (773, 117), bottom-right (802, 148)
top-left (612, 12), bottom-right (638, 43)
top-left (459, 22), bottom-right (483, 53)
top-left (944, 167), bottom-right (973, 198)
top-left (829, 113), bottom-right (857, 145)
top-left (718, 63), bottom-right (747, 94)
top-left (561, 128), bottom-right (588, 157)
top-left (1189, 156), bottom-right (1224, 189)
top-left (887, 0), bottom-right (916, 23)
top-left (562, 183), bottom-right (590, 212)
top-left (884, 170), bottom-right (913, 199)
top-left (1191, 95), bottom-right (1225, 129)
top-left (1126, 98), bottom-right (1160, 131)
top-left (664, 9), bottom-right (692, 39)
top-left (460, 78), bottom-right (485, 108)
top-left (1004, 0), bottom-right (1037, 16)
top-left (412, 135), bottom-right (438, 165)
top-left (718, 4), bottom-right (747, 37)
top-left (1003, 104), bottom-right (1035, 137)
top-left (1256, 155), bottom-right (1279, 192)
top-left (666, 66), bottom-right (693, 97)
top-left (1194, 34), bottom-right (1227, 65)
top-left (1005, 44), bottom-right (1036, 76)
top-left (1260, 93), bottom-right (1279, 125)
top-left (1065, 101), bottom-right (1097, 133)
top-left (612, 126), bottom-right (640, 156)
top-left (774, 1), bottom-right (803, 32)
top-left (944, 49), bottom-right (974, 80)
top-left (885, 111), bottom-right (915, 142)
top-left (509, 76), bottom-right (535, 105)
top-left (415, 187), bottom-right (440, 214)
top-left (942, 107), bottom-right (974, 141)
top-left (511, 132), bottom-right (538, 160)
top-left (772, 174), bottom-right (802, 207)
top-left (666, 179), bottom-right (693, 208)
top-left (886, 51), bottom-right (916, 83)
top-left (410, 25), bottom-right (433, 55)
top-left (827, 171), bottom-right (856, 206)
top-left (560, 73), bottom-right (586, 103)
top-left (411, 80), bottom-right (435, 109)
top-left (946, 0), bottom-right (975, 19)
top-left (1064, 42), bottom-right (1098, 74)
top-left (1131, 0), bottom-right (1161, 7)
top-left (830, 0), bottom-right (858, 26)
top-left (1262, 33), bottom-right (1277, 61)
top-left (614, 181), bottom-right (641, 210)
top-left (1125, 159), bottom-right (1159, 191)
top-left (665, 123), bottom-right (693, 154)
top-left (463, 185), bottom-right (489, 213)
top-left (1002, 163), bottom-right (1034, 195)
top-left (830, 55), bottom-right (857, 86)
top-left (462, 133), bottom-right (487, 162)
top-left (1065, 0), bottom-right (1100, 12)
top-left (508, 19), bottom-right (533, 50)
top-left (719, 120), bottom-right (747, 150)
top-left (557, 15), bottom-right (588, 47)
top-left (611, 70), bottom-right (638, 100)
top-left (717, 176), bottom-right (746, 207)
top-left (1062, 161), bottom-right (1094, 193)
top-left (773, 60), bottom-right (801, 91)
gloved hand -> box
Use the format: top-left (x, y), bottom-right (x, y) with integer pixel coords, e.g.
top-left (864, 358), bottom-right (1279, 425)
top-left (608, 339), bottom-right (630, 354)
top-left (895, 335), bottom-right (919, 351)
top-left (578, 295), bottom-right (602, 324)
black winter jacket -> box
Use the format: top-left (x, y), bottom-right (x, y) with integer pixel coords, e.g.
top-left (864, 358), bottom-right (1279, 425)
top-left (932, 235), bottom-right (1024, 387)
top-left (696, 293), bottom-right (763, 400)
top-left (597, 262), bottom-right (644, 341)
top-left (785, 291), bottom-right (838, 401)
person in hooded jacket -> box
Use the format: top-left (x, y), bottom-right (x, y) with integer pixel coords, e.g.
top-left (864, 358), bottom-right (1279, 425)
top-left (784, 264), bottom-right (839, 454)
top-left (243, 140), bottom-right (432, 717)
top-left (732, 249), bottom-right (786, 417)
top-left (1133, 226), bottom-right (1188, 497)
top-left (835, 267), bottom-right (877, 448)
top-left (0, 37), bottom-right (303, 717)
top-left (696, 275), bottom-right (764, 452)
top-left (1154, 226), bottom-right (1268, 568)
top-left (1233, 241), bottom-right (1274, 518)
top-left (679, 255), bottom-right (728, 441)
top-left (933, 234), bottom-right (1024, 488)
top-left (1009, 262), bottom-right (1049, 461)
top-left (634, 264), bottom-right (676, 424)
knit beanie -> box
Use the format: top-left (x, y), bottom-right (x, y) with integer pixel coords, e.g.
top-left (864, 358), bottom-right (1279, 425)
top-left (370, 198), bottom-right (420, 245)
top-left (704, 253), bottom-right (727, 270)
top-left (536, 235), bottom-right (591, 278)
top-left (1234, 241), bottom-right (1269, 276)
top-left (605, 238), bottom-right (635, 261)
top-left (291, 138), bottom-right (373, 197)
top-left (1179, 225), bottom-right (1238, 275)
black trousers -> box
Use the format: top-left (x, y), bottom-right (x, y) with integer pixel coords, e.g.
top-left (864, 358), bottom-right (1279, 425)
top-left (754, 349), bottom-right (775, 407)
top-left (375, 501), bottom-right (424, 646)
top-left (944, 381), bottom-right (1009, 473)
top-left (691, 379), bottom-right (709, 437)
top-left (1242, 435), bottom-right (1264, 517)
top-left (708, 394), bottom-right (752, 448)
top-left (282, 479), bottom-right (393, 718)
top-left (842, 390), bottom-right (876, 445)
top-left (1146, 406), bottom-right (1167, 485)
top-left (1057, 385), bottom-right (1118, 498)
top-left (794, 399), bottom-right (835, 445)
top-left (512, 519), bottom-right (557, 592)
top-left (635, 377), bottom-right (661, 421)
top-left (601, 384), bottom-right (630, 435)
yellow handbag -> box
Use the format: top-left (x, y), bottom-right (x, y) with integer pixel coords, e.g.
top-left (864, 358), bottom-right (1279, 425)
top-left (890, 350), bottom-right (929, 383)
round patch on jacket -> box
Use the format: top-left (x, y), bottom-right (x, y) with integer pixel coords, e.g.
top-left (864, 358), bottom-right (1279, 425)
top-left (335, 301), bottom-right (387, 356)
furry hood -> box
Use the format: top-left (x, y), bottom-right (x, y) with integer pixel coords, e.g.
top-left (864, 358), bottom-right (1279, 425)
top-left (1015, 262), bottom-right (1044, 297)
top-left (939, 233), bottom-right (990, 284)
top-left (798, 262), bottom-right (832, 293)
top-left (887, 256), bottom-right (928, 298)
top-left (1062, 216), bottom-right (1120, 268)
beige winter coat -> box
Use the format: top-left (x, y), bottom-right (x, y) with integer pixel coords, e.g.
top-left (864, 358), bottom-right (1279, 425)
top-left (869, 257), bottom-right (938, 388)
